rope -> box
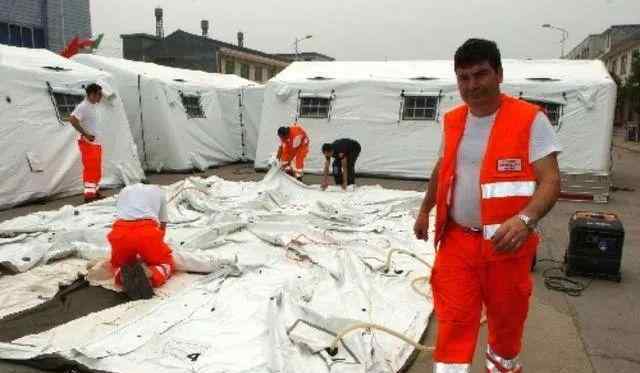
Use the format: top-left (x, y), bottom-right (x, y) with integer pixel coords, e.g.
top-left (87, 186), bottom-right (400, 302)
top-left (330, 323), bottom-right (434, 354)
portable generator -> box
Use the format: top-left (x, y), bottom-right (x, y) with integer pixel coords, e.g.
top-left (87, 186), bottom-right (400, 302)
top-left (565, 211), bottom-right (624, 282)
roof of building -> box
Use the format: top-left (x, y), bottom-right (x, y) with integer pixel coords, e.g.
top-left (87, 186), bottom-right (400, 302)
top-left (123, 30), bottom-right (289, 64)
top-left (272, 52), bottom-right (335, 61)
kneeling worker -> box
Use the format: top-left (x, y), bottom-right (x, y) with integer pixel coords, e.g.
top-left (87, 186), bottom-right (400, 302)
top-left (276, 123), bottom-right (310, 181)
top-left (321, 138), bottom-right (361, 191)
top-left (107, 183), bottom-right (174, 300)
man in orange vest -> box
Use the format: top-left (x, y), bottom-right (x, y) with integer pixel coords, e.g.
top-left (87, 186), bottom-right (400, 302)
top-left (413, 39), bottom-right (562, 372)
top-left (276, 123), bottom-right (310, 181)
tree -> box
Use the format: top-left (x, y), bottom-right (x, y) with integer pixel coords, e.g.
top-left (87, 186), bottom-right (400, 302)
top-left (622, 51), bottom-right (640, 115)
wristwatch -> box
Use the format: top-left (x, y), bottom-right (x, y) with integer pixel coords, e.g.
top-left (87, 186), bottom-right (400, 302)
top-left (517, 214), bottom-right (537, 230)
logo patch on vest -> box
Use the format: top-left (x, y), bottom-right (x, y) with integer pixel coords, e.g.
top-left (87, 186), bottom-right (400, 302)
top-left (497, 158), bottom-right (523, 172)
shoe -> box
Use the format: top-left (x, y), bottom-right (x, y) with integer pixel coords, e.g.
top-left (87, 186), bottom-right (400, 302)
top-left (296, 176), bottom-right (304, 183)
top-left (121, 261), bottom-right (154, 300)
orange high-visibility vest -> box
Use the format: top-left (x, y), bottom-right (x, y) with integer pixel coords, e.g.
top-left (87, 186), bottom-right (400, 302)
top-left (279, 124), bottom-right (309, 161)
top-left (434, 94), bottom-right (540, 258)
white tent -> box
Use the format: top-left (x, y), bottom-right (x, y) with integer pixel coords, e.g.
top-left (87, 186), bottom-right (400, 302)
top-left (72, 54), bottom-right (265, 171)
top-left (256, 60), bottom-right (616, 200)
top-left (0, 45), bottom-right (144, 210)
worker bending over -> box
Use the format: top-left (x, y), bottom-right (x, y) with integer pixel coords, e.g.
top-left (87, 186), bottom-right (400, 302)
top-left (276, 123), bottom-right (309, 181)
top-left (413, 39), bottom-right (561, 372)
top-left (321, 138), bottom-right (361, 191)
top-left (69, 83), bottom-right (103, 203)
top-left (108, 183), bottom-right (174, 300)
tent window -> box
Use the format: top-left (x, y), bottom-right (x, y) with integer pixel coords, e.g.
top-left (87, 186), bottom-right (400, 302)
top-left (402, 95), bottom-right (439, 121)
top-left (181, 95), bottom-right (205, 118)
top-left (299, 96), bottom-right (331, 119)
top-left (52, 93), bottom-right (84, 122)
top-left (523, 99), bottom-right (563, 127)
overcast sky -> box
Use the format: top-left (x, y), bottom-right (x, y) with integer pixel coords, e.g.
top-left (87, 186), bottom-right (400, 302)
top-left (92, 0), bottom-right (640, 60)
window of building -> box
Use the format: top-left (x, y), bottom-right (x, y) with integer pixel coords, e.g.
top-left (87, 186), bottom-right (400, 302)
top-left (621, 54), bottom-right (628, 75)
top-left (33, 27), bottom-right (45, 48)
top-left (402, 95), bottom-right (439, 121)
top-left (254, 67), bottom-right (263, 82)
top-left (241, 63), bottom-right (250, 79)
top-left (21, 27), bottom-right (33, 48)
top-left (523, 99), bottom-right (564, 128)
top-left (299, 96), bottom-right (331, 119)
top-left (52, 93), bottom-right (84, 122)
top-left (269, 68), bottom-right (277, 79)
top-left (225, 60), bottom-right (235, 74)
top-left (180, 94), bottom-right (205, 118)
top-left (9, 24), bottom-right (21, 46)
top-left (0, 22), bottom-right (8, 45)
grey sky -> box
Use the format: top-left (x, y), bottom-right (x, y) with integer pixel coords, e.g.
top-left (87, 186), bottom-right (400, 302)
top-left (92, 0), bottom-right (640, 60)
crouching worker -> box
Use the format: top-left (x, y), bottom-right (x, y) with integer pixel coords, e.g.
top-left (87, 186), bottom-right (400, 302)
top-left (107, 183), bottom-right (174, 300)
top-left (276, 123), bottom-right (310, 181)
top-left (321, 138), bottom-right (361, 191)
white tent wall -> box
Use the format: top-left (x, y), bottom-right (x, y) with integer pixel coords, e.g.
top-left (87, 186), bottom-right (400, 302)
top-left (242, 86), bottom-right (266, 161)
top-left (0, 45), bottom-right (144, 210)
top-left (72, 55), bottom-right (265, 171)
top-left (256, 60), bottom-right (617, 193)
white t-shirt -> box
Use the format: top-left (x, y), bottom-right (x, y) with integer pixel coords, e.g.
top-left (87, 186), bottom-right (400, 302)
top-left (441, 111), bottom-right (562, 228)
top-left (71, 99), bottom-right (98, 141)
top-left (116, 184), bottom-right (169, 223)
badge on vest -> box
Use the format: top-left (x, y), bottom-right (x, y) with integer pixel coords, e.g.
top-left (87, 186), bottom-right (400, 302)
top-left (497, 158), bottom-right (523, 172)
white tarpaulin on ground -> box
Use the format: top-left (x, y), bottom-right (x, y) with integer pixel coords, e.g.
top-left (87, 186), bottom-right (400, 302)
top-left (0, 168), bottom-right (434, 373)
top-left (256, 59), bottom-right (616, 179)
top-left (0, 45), bottom-right (144, 209)
top-left (72, 54), bottom-right (265, 170)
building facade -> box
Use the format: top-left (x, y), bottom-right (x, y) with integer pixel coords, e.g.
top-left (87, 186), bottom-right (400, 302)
top-left (0, 0), bottom-right (91, 53)
top-left (122, 28), bottom-right (290, 83)
top-left (568, 25), bottom-right (640, 127)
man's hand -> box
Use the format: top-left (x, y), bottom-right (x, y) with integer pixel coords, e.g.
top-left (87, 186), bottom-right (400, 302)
top-left (413, 211), bottom-right (429, 241)
top-left (491, 216), bottom-right (530, 252)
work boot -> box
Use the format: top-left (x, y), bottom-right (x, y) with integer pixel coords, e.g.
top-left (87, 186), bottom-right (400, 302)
top-left (296, 176), bottom-right (304, 183)
top-left (121, 261), bottom-right (154, 300)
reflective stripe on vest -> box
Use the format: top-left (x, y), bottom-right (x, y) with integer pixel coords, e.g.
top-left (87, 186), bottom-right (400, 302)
top-left (481, 181), bottom-right (536, 199)
top-left (433, 362), bottom-right (471, 373)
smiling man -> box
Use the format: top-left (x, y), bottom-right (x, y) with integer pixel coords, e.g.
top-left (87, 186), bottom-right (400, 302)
top-left (413, 39), bottom-right (562, 372)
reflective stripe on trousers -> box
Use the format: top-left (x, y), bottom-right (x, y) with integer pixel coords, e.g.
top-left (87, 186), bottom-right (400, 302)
top-left (433, 362), bottom-right (471, 373)
top-left (486, 345), bottom-right (522, 372)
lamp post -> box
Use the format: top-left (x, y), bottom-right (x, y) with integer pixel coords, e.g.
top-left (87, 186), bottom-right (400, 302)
top-left (542, 24), bottom-right (569, 58)
top-left (293, 35), bottom-right (313, 61)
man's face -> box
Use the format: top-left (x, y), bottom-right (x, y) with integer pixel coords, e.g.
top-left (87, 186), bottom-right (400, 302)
top-left (455, 62), bottom-right (503, 108)
top-left (88, 91), bottom-right (103, 104)
top-left (323, 150), bottom-right (333, 158)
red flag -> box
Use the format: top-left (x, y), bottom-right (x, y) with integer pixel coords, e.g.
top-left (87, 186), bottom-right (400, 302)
top-left (60, 36), bottom-right (97, 58)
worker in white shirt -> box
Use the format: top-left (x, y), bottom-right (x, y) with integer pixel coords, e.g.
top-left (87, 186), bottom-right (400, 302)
top-left (69, 83), bottom-right (103, 202)
top-left (107, 183), bottom-right (174, 300)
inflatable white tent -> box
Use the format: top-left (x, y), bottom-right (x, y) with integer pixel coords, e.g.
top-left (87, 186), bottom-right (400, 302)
top-left (73, 54), bottom-right (265, 171)
top-left (0, 45), bottom-right (144, 210)
top-left (256, 60), bottom-right (616, 200)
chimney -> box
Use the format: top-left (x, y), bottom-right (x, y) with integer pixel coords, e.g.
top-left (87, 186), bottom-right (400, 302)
top-left (237, 31), bottom-right (244, 48)
top-left (201, 20), bottom-right (209, 38)
top-left (155, 7), bottom-right (164, 38)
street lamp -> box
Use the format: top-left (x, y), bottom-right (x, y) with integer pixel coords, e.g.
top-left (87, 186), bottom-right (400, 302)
top-left (293, 35), bottom-right (313, 61)
top-left (542, 24), bottom-right (569, 58)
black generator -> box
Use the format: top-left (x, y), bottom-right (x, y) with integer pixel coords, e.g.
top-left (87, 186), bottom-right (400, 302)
top-left (565, 211), bottom-right (624, 282)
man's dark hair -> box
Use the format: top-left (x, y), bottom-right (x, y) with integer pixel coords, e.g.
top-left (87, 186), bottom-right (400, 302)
top-left (85, 83), bottom-right (102, 96)
top-left (454, 38), bottom-right (502, 72)
top-left (277, 126), bottom-right (290, 137)
top-left (321, 143), bottom-right (333, 153)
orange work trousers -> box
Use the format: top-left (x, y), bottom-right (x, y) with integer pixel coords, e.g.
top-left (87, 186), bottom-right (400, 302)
top-left (108, 219), bottom-right (174, 288)
top-left (78, 137), bottom-right (102, 198)
top-left (431, 222), bottom-right (536, 372)
top-left (281, 144), bottom-right (309, 177)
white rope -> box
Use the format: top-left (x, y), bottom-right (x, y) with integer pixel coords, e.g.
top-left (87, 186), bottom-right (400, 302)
top-left (330, 323), bottom-right (434, 353)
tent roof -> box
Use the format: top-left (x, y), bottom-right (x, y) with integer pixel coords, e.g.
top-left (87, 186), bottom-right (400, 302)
top-left (73, 54), bottom-right (261, 89)
top-left (0, 45), bottom-right (105, 77)
top-left (274, 59), bottom-right (614, 86)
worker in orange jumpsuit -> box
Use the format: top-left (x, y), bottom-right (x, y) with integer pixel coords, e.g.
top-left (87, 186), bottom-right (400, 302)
top-left (276, 123), bottom-right (310, 182)
top-left (69, 83), bottom-right (104, 203)
top-left (107, 183), bottom-right (174, 300)
top-left (413, 39), bottom-right (562, 372)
